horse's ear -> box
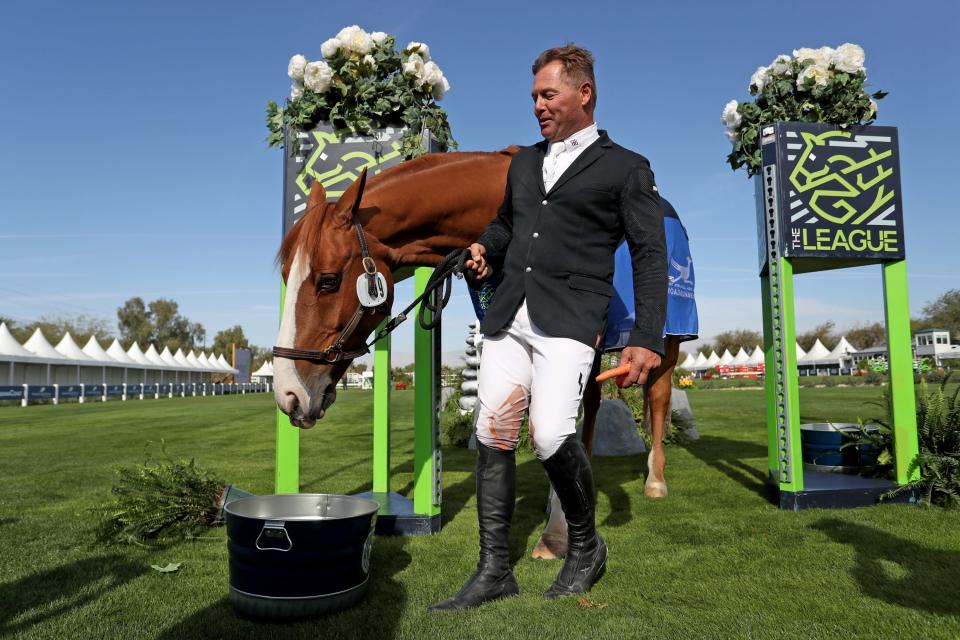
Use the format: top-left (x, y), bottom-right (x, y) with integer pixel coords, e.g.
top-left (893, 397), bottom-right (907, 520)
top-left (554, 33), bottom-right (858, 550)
top-left (307, 178), bottom-right (327, 208)
top-left (333, 167), bottom-right (368, 224)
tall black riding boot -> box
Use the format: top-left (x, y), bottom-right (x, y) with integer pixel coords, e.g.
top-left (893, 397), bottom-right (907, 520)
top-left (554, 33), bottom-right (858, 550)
top-left (428, 443), bottom-right (520, 611)
top-left (540, 434), bottom-right (608, 599)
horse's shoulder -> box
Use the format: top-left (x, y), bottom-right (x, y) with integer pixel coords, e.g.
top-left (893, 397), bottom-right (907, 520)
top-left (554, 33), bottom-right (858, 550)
top-left (498, 145), bottom-right (523, 157)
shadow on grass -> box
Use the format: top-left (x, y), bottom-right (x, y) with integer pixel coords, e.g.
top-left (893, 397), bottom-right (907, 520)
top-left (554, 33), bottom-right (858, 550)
top-left (682, 435), bottom-right (775, 503)
top-left (0, 555), bottom-right (147, 637)
top-left (155, 539), bottom-right (412, 639)
top-left (810, 518), bottom-right (960, 617)
top-left (594, 454), bottom-right (644, 528)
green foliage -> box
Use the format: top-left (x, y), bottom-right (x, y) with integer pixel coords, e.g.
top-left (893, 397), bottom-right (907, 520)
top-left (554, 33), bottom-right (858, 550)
top-left (267, 34), bottom-right (456, 158)
top-left (212, 325), bottom-right (248, 360)
top-left (440, 390), bottom-right (475, 448)
top-left (117, 297), bottom-right (205, 351)
top-left (886, 378), bottom-right (960, 507)
top-left (725, 48), bottom-right (885, 176)
top-left (797, 321), bottom-right (837, 352)
top-left (919, 288), bottom-right (960, 343)
top-left (705, 329), bottom-right (763, 357)
top-left (97, 442), bottom-right (226, 545)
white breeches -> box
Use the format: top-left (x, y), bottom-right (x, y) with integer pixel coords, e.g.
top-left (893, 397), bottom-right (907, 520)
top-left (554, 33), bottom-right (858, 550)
top-left (476, 301), bottom-right (597, 460)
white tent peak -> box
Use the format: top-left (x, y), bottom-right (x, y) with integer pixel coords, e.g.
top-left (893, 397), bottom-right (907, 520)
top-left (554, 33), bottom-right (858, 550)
top-left (749, 345), bottom-right (764, 365)
top-left (144, 345), bottom-right (166, 367)
top-left (680, 352), bottom-right (696, 369)
top-left (705, 351), bottom-right (720, 368)
top-left (126, 342), bottom-right (152, 366)
top-left (173, 348), bottom-right (191, 367)
top-left (801, 339), bottom-right (832, 362)
top-left (217, 354), bottom-right (234, 371)
top-left (732, 347), bottom-right (751, 365)
top-left (186, 350), bottom-right (203, 369)
top-left (0, 323), bottom-right (36, 358)
top-left (24, 329), bottom-right (65, 359)
top-left (159, 346), bottom-right (179, 367)
top-left (796, 343), bottom-right (807, 359)
top-left (82, 336), bottom-right (116, 363)
top-left (55, 332), bottom-right (93, 361)
top-left (829, 336), bottom-right (858, 358)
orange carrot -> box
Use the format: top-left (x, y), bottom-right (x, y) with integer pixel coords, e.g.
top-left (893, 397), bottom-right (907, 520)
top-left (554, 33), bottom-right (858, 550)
top-left (595, 364), bottom-right (631, 383)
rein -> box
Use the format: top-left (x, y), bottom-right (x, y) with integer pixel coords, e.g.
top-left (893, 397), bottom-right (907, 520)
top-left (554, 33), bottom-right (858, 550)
top-left (272, 213), bottom-right (471, 365)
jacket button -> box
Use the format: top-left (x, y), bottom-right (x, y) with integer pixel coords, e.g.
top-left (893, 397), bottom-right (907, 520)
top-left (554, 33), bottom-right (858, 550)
top-left (541, 199), bottom-right (548, 205)
top-left (532, 232), bottom-right (539, 238)
top-left (525, 267), bottom-right (532, 273)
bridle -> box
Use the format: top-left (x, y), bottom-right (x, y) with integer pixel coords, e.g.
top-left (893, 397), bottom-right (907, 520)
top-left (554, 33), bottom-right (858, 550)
top-left (272, 205), bottom-right (470, 366)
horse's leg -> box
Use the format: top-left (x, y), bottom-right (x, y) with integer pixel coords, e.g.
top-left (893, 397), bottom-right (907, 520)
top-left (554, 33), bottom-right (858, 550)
top-left (643, 336), bottom-right (680, 498)
top-left (531, 353), bottom-right (601, 560)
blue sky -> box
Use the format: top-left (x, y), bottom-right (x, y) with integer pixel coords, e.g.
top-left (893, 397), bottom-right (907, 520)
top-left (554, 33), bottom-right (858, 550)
top-left (1, 1), bottom-right (957, 362)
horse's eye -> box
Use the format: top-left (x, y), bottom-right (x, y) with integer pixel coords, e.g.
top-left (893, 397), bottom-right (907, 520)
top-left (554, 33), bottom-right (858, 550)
top-left (316, 273), bottom-right (341, 293)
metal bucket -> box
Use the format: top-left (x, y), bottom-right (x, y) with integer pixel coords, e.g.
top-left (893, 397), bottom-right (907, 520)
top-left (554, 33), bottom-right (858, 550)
top-left (224, 494), bottom-right (379, 620)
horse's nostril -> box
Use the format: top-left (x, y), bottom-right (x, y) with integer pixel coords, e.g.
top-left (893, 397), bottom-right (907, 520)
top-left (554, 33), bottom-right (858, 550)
top-left (283, 391), bottom-right (299, 413)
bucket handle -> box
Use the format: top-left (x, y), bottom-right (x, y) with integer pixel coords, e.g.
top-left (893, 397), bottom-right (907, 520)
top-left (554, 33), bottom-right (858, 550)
top-left (255, 520), bottom-right (292, 552)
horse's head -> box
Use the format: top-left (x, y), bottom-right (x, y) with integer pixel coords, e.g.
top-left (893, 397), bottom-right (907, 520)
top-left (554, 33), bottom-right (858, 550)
top-left (273, 169), bottom-right (394, 428)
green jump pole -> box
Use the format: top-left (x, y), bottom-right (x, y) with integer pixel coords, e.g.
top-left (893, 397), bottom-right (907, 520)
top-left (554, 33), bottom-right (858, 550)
top-left (275, 278), bottom-right (300, 493)
top-left (882, 259), bottom-right (920, 484)
top-left (413, 267), bottom-right (442, 519)
top-left (372, 318), bottom-right (391, 494)
top-left (760, 274), bottom-right (779, 480)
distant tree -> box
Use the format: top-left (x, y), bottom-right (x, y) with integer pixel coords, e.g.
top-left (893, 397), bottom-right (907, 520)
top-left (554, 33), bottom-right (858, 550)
top-left (250, 345), bottom-right (273, 371)
top-left (797, 321), bottom-right (837, 351)
top-left (919, 288), bottom-right (960, 343)
top-left (706, 329), bottom-right (763, 356)
top-left (843, 321), bottom-right (887, 350)
top-left (117, 297), bottom-right (205, 350)
top-left (348, 363), bottom-right (368, 374)
top-left (212, 325), bottom-right (249, 360)
top-left (391, 367), bottom-right (413, 387)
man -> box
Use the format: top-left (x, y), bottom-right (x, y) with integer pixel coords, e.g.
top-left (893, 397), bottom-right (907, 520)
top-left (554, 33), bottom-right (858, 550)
top-left (429, 45), bottom-right (666, 611)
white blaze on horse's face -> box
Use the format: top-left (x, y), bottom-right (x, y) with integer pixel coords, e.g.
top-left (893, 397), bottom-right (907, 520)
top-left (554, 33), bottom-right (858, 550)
top-left (273, 248), bottom-right (335, 428)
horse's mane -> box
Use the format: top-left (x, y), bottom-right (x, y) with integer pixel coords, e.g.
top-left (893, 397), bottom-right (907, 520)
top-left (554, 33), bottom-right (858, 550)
top-left (277, 147), bottom-right (520, 267)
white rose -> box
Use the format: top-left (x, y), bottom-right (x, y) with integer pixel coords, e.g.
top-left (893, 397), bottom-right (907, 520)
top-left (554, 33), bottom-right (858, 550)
top-left (363, 54), bottom-right (377, 68)
top-left (321, 37), bottom-right (341, 58)
top-left (403, 53), bottom-right (427, 86)
top-left (769, 54), bottom-right (792, 76)
top-left (432, 75), bottom-right (450, 101)
top-left (796, 63), bottom-right (830, 89)
top-left (422, 61), bottom-right (445, 86)
top-left (750, 66), bottom-right (768, 94)
top-left (290, 81), bottom-right (304, 99)
top-left (303, 60), bottom-right (333, 93)
top-left (812, 46), bottom-right (834, 67)
top-left (721, 100), bottom-right (741, 130)
top-left (336, 25), bottom-right (374, 54)
top-left (832, 43), bottom-right (865, 74)
top-left (287, 54), bottom-right (307, 81)
top-left (370, 31), bottom-right (388, 45)
top-left (725, 128), bottom-right (737, 142)
top-left (405, 41), bottom-right (430, 61)
top-left (793, 47), bottom-right (816, 62)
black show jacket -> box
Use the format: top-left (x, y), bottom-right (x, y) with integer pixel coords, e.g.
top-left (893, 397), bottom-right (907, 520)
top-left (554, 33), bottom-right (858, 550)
top-left (476, 131), bottom-right (667, 355)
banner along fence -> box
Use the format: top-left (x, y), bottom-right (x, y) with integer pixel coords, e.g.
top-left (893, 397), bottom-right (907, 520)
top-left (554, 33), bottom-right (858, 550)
top-left (0, 382), bottom-right (271, 407)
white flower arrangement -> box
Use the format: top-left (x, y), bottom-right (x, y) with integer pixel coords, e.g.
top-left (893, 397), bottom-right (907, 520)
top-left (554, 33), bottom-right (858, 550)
top-left (267, 26), bottom-right (456, 158)
top-left (723, 43), bottom-right (885, 175)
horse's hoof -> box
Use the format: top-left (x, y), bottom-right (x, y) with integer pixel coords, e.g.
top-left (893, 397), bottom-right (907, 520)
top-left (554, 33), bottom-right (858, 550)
top-left (644, 480), bottom-right (668, 498)
top-left (645, 450), bottom-right (667, 498)
top-left (531, 533), bottom-right (568, 560)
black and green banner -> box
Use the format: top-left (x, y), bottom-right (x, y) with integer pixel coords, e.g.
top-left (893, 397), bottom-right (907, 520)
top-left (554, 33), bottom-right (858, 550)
top-left (758, 122), bottom-right (904, 270)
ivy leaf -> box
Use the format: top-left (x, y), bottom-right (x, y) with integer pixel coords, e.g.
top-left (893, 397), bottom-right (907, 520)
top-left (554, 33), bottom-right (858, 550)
top-left (872, 90), bottom-right (889, 100)
top-left (151, 562), bottom-right (182, 573)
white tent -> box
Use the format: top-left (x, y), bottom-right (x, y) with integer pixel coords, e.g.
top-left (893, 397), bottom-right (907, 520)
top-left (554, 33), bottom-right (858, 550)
top-left (718, 349), bottom-right (735, 366)
top-left (252, 360), bottom-right (274, 379)
top-left (0, 323), bottom-right (40, 360)
top-left (749, 345), bottom-right (765, 366)
top-left (144, 345), bottom-right (167, 367)
top-left (24, 329), bottom-right (67, 361)
top-left (173, 348), bottom-right (190, 368)
top-left (55, 333), bottom-right (94, 362)
top-left (186, 350), bottom-right (203, 369)
top-left (732, 347), bottom-right (751, 365)
top-left (829, 336), bottom-right (858, 359)
top-left (796, 342), bottom-right (807, 360)
top-left (800, 339), bottom-right (833, 363)
top-left (705, 351), bottom-right (720, 368)
top-left (126, 343), bottom-right (152, 366)
top-left (197, 353), bottom-right (213, 369)
top-left (159, 346), bottom-right (180, 368)
top-left (107, 340), bottom-right (138, 365)
top-left (217, 354), bottom-right (235, 372)
top-left (679, 352), bottom-right (697, 369)
top-left (692, 352), bottom-right (708, 370)
top-left (82, 337), bottom-right (116, 363)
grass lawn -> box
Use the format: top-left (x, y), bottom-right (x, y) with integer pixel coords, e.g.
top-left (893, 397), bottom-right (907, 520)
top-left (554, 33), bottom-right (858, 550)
top-left (1, 386), bottom-right (959, 639)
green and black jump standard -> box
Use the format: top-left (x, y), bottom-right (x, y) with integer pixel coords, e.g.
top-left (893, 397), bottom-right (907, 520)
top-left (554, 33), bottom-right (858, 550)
top-left (276, 123), bottom-right (443, 534)
top-left (756, 121), bottom-right (919, 510)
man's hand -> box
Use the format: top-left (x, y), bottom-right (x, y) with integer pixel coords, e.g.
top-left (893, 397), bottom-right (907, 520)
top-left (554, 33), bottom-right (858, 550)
top-left (464, 243), bottom-right (490, 281)
top-left (619, 346), bottom-right (661, 387)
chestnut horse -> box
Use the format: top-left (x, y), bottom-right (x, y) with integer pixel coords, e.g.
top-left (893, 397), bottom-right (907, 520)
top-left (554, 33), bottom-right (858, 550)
top-left (272, 150), bottom-right (680, 559)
